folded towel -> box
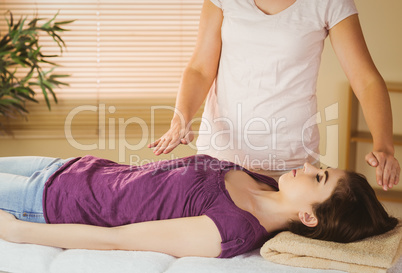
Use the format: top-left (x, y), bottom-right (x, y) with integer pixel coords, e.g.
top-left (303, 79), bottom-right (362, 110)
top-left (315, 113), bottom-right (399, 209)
top-left (260, 223), bottom-right (402, 273)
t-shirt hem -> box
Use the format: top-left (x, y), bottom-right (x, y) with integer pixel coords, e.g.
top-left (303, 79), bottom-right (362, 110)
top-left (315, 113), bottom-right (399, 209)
top-left (203, 213), bottom-right (227, 258)
top-left (209, 0), bottom-right (222, 9)
top-left (327, 11), bottom-right (358, 30)
top-left (42, 157), bottom-right (81, 223)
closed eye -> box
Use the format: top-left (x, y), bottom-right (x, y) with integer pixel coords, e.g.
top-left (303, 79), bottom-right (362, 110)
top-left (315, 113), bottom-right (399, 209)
top-left (316, 171), bottom-right (329, 184)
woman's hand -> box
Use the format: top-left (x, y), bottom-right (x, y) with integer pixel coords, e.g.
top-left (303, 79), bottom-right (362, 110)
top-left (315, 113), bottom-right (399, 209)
top-left (0, 209), bottom-right (17, 241)
top-left (366, 151), bottom-right (400, 191)
top-left (148, 119), bottom-right (194, 155)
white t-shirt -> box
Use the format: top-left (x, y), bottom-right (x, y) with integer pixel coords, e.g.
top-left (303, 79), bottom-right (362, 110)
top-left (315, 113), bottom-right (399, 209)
top-left (196, 0), bottom-right (358, 171)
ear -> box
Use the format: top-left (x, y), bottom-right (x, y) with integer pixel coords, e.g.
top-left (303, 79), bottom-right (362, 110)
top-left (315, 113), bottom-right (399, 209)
top-left (298, 211), bottom-right (318, 227)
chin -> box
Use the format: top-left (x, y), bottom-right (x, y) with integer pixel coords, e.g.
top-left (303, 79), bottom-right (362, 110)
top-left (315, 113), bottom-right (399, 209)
top-left (277, 171), bottom-right (293, 190)
top-left (277, 174), bottom-right (285, 188)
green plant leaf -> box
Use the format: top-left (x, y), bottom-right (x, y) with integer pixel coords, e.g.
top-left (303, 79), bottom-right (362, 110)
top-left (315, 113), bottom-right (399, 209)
top-left (0, 100), bottom-right (29, 116)
top-left (39, 59), bottom-right (58, 66)
top-left (13, 88), bottom-right (38, 103)
top-left (53, 25), bottom-right (68, 32)
top-left (50, 31), bottom-right (65, 52)
top-left (39, 83), bottom-right (51, 110)
top-left (18, 16), bottom-right (27, 33)
top-left (51, 73), bottom-right (70, 77)
top-left (55, 20), bottom-right (75, 26)
top-left (28, 17), bottom-right (44, 28)
top-left (24, 85), bottom-right (37, 96)
top-left (0, 34), bottom-right (10, 47)
top-left (49, 80), bottom-right (69, 87)
top-left (48, 74), bottom-right (70, 87)
top-left (42, 11), bottom-right (59, 29)
top-left (0, 49), bottom-right (12, 57)
top-left (0, 97), bottom-right (23, 106)
top-left (20, 68), bottom-right (35, 84)
top-left (5, 11), bottom-right (13, 32)
top-left (12, 16), bottom-right (23, 33)
top-left (1, 10), bottom-right (73, 129)
top-left (10, 53), bottom-right (27, 67)
top-left (39, 53), bottom-right (59, 58)
top-left (9, 11), bottom-right (14, 26)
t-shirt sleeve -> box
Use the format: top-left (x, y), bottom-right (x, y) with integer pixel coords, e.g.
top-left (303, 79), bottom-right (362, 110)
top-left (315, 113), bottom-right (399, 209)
top-left (205, 207), bottom-right (262, 258)
top-left (325, 0), bottom-right (358, 30)
top-left (209, 0), bottom-right (222, 9)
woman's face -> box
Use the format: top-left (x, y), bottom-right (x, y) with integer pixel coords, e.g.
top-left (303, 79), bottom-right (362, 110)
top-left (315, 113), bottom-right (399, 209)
top-left (278, 163), bottom-right (346, 208)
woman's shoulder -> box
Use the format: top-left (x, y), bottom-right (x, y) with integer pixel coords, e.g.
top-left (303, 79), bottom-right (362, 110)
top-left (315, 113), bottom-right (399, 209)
top-left (204, 198), bottom-right (272, 258)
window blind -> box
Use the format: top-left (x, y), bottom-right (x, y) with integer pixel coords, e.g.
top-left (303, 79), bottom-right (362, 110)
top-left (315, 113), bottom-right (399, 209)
top-left (0, 0), bottom-right (203, 139)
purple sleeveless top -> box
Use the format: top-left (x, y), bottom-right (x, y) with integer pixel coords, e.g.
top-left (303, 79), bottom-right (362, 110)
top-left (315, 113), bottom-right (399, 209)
top-left (43, 154), bottom-right (278, 258)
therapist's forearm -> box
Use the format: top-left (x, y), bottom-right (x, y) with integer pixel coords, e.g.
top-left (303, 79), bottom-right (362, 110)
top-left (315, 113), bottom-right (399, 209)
top-left (172, 66), bottom-right (214, 125)
top-left (9, 220), bottom-right (116, 250)
top-left (354, 79), bottom-right (394, 154)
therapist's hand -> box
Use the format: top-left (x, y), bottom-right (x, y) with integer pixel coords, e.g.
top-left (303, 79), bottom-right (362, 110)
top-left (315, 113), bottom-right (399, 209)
top-left (148, 119), bottom-right (194, 155)
top-left (366, 151), bottom-right (400, 191)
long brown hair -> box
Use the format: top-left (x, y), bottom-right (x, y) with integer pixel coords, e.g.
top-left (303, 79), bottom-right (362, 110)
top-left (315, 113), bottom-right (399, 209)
top-left (289, 171), bottom-right (398, 242)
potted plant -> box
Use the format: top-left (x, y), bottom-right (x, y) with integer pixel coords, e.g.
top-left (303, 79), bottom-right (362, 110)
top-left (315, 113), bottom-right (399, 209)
top-left (0, 11), bottom-right (74, 131)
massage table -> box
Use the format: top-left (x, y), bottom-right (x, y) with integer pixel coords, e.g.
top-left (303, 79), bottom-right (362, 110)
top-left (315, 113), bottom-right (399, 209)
top-left (1, 238), bottom-right (401, 273)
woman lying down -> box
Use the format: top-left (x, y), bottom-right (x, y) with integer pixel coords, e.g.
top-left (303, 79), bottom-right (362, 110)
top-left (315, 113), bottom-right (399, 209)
top-left (0, 154), bottom-right (398, 258)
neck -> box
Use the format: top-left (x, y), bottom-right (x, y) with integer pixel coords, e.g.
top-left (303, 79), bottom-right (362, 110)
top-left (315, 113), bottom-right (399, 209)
top-left (248, 189), bottom-right (299, 233)
top-left (223, 170), bottom-right (299, 234)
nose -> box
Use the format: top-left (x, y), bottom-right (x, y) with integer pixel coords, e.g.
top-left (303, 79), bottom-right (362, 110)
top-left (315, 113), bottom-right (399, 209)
top-left (303, 162), bottom-right (319, 173)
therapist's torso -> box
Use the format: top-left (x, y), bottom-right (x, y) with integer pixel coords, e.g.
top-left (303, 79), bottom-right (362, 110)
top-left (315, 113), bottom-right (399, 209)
top-left (196, 0), bottom-right (358, 171)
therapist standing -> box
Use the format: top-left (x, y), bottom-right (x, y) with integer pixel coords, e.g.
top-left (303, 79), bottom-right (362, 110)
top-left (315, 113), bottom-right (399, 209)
top-left (149, 0), bottom-right (400, 190)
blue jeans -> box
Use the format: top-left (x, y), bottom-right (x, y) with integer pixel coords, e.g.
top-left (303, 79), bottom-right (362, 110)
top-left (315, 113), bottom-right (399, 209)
top-left (0, 156), bottom-right (73, 223)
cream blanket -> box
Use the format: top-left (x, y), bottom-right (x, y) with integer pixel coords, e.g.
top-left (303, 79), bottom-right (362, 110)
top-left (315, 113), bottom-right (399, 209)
top-left (260, 224), bottom-right (402, 273)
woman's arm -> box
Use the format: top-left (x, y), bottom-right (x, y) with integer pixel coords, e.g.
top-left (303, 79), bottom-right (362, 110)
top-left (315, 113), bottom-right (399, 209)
top-left (1, 210), bottom-right (222, 258)
top-left (329, 14), bottom-right (400, 190)
top-left (148, 0), bottom-right (223, 155)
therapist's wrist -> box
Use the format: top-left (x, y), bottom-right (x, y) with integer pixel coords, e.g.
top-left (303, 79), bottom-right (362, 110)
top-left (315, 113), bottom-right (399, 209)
top-left (171, 114), bottom-right (191, 127)
top-left (372, 135), bottom-right (394, 154)
top-left (373, 143), bottom-right (395, 156)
